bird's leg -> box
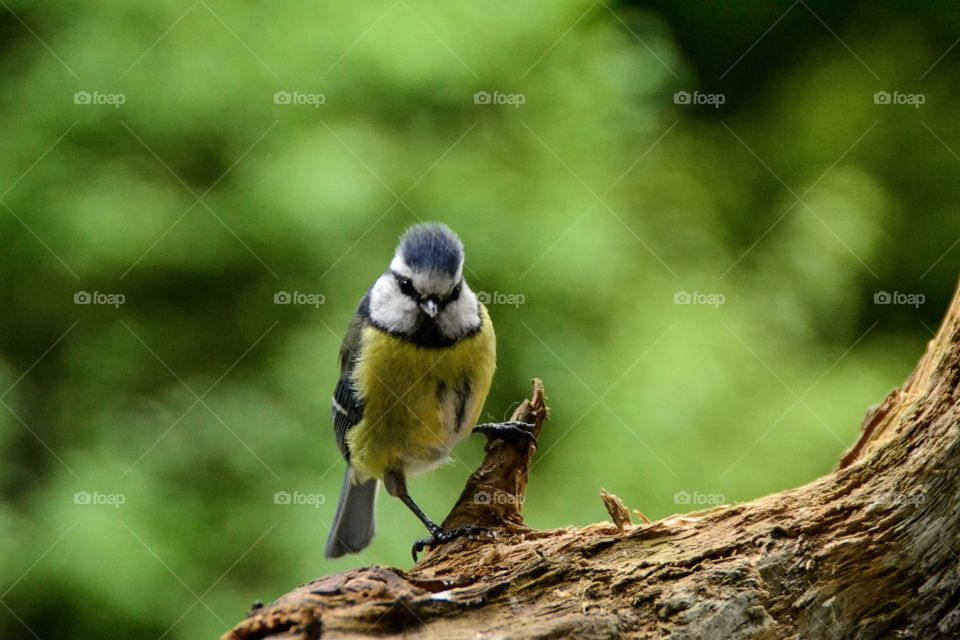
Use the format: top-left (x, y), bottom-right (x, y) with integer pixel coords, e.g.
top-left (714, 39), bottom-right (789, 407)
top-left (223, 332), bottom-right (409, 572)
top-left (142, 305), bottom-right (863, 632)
top-left (472, 421), bottom-right (538, 447)
top-left (384, 468), bottom-right (490, 561)
top-left (400, 493), bottom-right (488, 560)
top-left (397, 492), bottom-right (441, 536)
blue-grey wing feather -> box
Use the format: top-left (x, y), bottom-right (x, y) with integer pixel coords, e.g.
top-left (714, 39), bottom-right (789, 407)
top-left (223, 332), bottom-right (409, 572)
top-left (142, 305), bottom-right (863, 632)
top-left (332, 294), bottom-right (369, 460)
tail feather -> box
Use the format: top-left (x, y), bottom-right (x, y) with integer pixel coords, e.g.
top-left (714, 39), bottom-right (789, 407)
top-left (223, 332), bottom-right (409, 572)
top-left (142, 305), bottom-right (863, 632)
top-left (325, 467), bottom-right (378, 559)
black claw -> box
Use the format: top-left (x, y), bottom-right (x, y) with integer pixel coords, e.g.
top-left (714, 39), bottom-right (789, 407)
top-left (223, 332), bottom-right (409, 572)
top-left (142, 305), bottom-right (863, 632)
top-left (472, 421), bottom-right (538, 447)
top-left (411, 525), bottom-right (491, 561)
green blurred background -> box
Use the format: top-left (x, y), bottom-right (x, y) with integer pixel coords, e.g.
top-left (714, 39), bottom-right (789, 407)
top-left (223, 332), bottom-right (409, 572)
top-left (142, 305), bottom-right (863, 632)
top-left (1, 1), bottom-right (958, 637)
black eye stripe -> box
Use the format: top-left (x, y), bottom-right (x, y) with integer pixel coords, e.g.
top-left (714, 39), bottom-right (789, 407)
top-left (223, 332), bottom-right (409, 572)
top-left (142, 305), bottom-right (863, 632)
top-left (390, 272), bottom-right (463, 307)
top-left (394, 274), bottom-right (417, 298)
top-left (437, 280), bottom-right (463, 310)
top-left (447, 281), bottom-right (462, 303)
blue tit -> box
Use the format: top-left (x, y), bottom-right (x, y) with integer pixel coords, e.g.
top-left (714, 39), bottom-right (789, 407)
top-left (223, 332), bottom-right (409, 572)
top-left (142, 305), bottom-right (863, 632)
top-left (324, 222), bottom-right (535, 560)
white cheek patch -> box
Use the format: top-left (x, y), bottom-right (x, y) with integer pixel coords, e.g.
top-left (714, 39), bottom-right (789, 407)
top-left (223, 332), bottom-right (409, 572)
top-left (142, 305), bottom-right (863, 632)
top-left (368, 275), bottom-right (418, 333)
top-left (437, 287), bottom-right (481, 337)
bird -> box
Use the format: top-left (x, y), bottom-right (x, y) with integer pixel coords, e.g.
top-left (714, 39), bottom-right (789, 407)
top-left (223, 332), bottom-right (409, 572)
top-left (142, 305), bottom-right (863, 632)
top-left (324, 222), bottom-right (535, 560)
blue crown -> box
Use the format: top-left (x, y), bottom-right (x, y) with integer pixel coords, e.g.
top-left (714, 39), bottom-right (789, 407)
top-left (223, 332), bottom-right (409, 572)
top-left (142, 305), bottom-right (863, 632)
top-left (398, 223), bottom-right (464, 276)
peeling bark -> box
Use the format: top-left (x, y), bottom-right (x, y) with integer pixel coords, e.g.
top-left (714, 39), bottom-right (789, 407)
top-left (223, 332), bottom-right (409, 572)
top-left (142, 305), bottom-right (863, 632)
top-left (225, 281), bottom-right (960, 639)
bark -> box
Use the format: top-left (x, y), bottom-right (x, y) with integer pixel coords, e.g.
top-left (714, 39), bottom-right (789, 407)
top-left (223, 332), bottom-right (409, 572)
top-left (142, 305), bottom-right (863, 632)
top-left (225, 281), bottom-right (960, 640)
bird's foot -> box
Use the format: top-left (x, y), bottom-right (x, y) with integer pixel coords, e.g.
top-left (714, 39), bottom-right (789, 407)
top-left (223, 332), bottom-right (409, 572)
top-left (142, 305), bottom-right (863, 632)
top-left (411, 525), bottom-right (491, 561)
top-left (472, 421), bottom-right (538, 447)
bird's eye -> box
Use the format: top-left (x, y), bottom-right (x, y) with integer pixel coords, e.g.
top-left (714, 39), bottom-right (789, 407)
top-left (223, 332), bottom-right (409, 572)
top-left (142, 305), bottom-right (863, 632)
top-left (395, 276), bottom-right (416, 297)
top-left (448, 283), bottom-right (462, 301)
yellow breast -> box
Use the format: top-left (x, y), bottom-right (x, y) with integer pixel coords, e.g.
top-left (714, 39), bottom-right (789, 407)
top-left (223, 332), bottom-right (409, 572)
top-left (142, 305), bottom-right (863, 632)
top-left (346, 306), bottom-right (496, 481)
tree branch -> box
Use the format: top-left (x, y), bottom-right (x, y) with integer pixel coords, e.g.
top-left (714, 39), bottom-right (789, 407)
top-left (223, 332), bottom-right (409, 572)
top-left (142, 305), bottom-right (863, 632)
top-left (225, 279), bottom-right (960, 639)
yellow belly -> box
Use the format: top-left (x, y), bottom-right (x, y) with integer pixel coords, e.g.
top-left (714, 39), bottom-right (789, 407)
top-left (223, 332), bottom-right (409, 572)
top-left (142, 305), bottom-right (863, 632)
top-left (346, 306), bottom-right (496, 481)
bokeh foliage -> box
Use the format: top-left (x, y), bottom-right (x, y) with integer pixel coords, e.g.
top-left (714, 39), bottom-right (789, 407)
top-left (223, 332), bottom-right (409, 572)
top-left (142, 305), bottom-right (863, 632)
top-left (1, 1), bottom-right (959, 637)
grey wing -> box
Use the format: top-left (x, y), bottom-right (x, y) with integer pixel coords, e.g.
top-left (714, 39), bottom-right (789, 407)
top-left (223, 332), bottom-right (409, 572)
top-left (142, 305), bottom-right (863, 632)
top-left (332, 297), bottom-right (367, 460)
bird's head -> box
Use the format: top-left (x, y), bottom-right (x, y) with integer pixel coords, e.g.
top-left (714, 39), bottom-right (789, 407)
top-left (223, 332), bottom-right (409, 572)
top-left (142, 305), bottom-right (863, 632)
top-left (368, 223), bottom-right (481, 340)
